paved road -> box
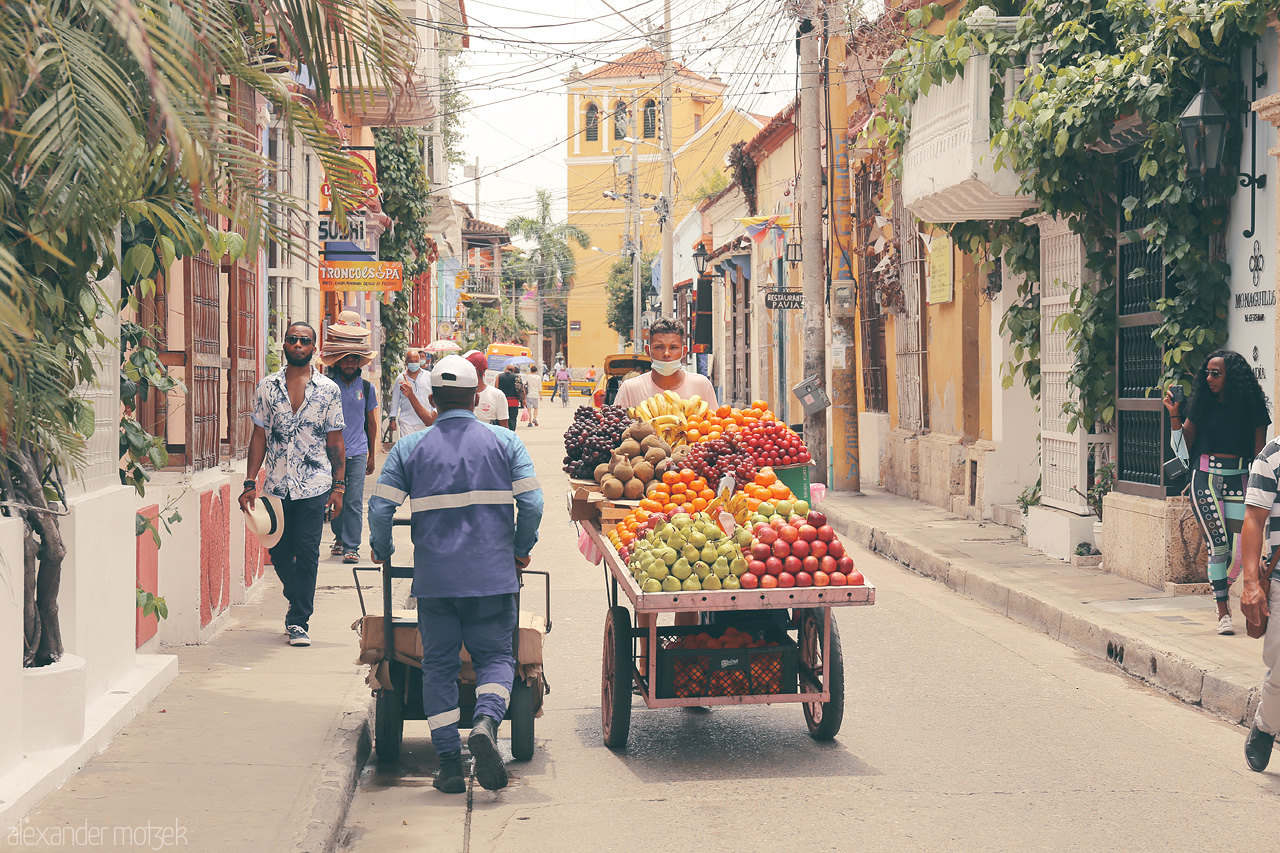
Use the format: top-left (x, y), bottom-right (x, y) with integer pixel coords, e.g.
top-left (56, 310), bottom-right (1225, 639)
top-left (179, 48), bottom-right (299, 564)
top-left (338, 401), bottom-right (1280, 852)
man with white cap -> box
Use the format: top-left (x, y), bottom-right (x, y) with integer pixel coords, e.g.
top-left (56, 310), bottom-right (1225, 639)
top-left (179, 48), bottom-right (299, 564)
top-left (368, 354), bottom-right (543, 794)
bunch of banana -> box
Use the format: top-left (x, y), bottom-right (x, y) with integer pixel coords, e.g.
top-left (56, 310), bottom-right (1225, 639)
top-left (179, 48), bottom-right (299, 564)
top-left (706, 486), bottom-right (752, 526)
top-left (628, 391), bottom-right (710, 424)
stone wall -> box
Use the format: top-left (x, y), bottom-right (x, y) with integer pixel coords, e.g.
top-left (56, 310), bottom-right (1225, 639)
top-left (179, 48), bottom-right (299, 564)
top-left (917, 432), bottom-right (966, 510)
top-left (882, 428), bottom-right (920, 500)
top-left (1102, 492), bottom-right (1207, 588)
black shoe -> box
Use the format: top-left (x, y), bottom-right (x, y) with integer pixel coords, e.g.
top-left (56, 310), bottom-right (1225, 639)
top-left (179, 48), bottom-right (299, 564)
top-left (433, 752), bottom-right (466, 794)
top-left (1246, 723), bottom-right (1275, 772)
top-left (467, 716), bottom-right (508, 791)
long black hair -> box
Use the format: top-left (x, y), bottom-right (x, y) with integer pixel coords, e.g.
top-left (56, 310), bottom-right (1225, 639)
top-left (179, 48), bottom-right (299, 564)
top-left (1186, 349), bottom-right (1269, 425)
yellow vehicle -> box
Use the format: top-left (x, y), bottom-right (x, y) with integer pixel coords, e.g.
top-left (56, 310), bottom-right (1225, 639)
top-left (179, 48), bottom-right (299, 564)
top-left (484, 342), bottom-right (533, 372)
top-left (591, 354), bottom-right (651, 407)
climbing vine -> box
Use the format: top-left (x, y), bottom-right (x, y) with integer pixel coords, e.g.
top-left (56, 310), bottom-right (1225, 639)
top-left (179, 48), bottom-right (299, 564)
top-left (870, 0), bottom-right (1272, 433)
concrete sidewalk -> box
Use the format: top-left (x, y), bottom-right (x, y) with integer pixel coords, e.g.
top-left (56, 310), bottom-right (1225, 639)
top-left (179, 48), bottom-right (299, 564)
top-left (9, 555), bottom-right (378, 853)
top-left (817, 488), bottom-right (1268, 727)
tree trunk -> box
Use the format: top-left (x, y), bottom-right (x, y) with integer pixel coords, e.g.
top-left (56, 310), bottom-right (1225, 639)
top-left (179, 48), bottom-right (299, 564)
top-left (4, 439), bottom-right (66, 667)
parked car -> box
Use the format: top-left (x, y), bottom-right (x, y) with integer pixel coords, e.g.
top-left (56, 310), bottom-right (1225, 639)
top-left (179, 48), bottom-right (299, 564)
top-left (592, 353), bottom-right (652, 408)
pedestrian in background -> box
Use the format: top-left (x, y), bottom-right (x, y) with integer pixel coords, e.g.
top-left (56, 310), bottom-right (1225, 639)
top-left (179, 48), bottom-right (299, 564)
top-left (556, 363), bottom-right (571, 408)
top-left (322, 313), bottom-right (379, 564)
top-left (369, 354), bottom-right (543, 794)
top-left (1166, 349), bottom-right (1271, 635)
top-left (240, 321), bottom-right (345, 647)
top-left (464, 350), bottom-right (510, 427)
top-left (497, 363), bottom-right (522, 431)
top-left (525, 365), bottom-right (540, 426)
top-left (389, 349), bottom-right (435, 440)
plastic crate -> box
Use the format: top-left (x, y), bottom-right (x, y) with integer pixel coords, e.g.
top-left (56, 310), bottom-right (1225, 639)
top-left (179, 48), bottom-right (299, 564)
top-left (774, 463), bottom-right (811, 503)
top-left (655, 624), bottom-right (798, 699)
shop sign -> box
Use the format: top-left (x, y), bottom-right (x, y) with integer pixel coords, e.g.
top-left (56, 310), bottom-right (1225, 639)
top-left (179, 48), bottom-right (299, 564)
top-left (319, 260), bottom-right (403, 292)
top-left (926, 234), bottom-right (953, 305)
top-left (570, 320), bottom-right (582, 337)
top-left (765, 290), bottom-right (804, 309)
top-left (320, 151), bottom-right (380, 211)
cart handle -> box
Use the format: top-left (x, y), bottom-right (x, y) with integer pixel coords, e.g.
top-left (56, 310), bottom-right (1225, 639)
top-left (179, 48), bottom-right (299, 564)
top-left (520, 569), bottom-right (552, 634)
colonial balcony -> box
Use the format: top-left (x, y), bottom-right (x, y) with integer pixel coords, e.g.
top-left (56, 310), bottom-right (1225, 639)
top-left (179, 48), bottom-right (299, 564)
top-left (459, 267), bottom-right (500, 301)
top-left (901, 54), bottom-right (1033, 223)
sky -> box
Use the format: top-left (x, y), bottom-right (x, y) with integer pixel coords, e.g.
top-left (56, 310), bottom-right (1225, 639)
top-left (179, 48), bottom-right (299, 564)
top-left (435, 0), bottom-right (802, 229)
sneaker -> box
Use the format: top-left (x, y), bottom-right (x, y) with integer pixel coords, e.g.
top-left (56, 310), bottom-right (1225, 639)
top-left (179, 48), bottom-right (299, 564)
top-left (1218, 614), bottom-right (1235, 635)
top-left (331, 542), bottom-right (344, 556)
top-left (433, 752), bottom-right (467, 794)
top-left (467, 716), bottom-right (508, 791)
top-left (343, 551), bottom-right (360, 564)
top-left (286, 625), bottom-right (311, 646)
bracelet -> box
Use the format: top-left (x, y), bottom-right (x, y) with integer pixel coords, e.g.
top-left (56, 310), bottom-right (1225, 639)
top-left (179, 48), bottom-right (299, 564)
top-left (332, 484), bottom-right (346, 492)
top-left (243, 479), bottom-right (256, 489)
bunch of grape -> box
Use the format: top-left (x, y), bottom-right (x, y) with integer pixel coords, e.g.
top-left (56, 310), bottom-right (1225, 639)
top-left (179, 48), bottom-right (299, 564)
top-left (562, 405), bottom-right (634, 479)
top-left (683, 436), bottom-right (757, 488)
top-left (739, 420), bottom-right (812, 467)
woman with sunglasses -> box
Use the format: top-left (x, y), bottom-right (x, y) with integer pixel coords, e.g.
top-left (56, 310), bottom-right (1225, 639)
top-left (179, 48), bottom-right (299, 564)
top-left (1165, 349), bottom-right (1271, 635)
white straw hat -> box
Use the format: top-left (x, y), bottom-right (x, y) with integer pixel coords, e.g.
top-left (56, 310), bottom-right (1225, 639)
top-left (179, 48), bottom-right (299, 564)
top-left (243, 495), bottom-right (284, 549)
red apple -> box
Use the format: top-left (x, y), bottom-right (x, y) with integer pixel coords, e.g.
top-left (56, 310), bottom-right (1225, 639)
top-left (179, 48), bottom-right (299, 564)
top-left (813, 570), bottom-right (830, 587)
top-left (846, 570), bottom-right (865, 586)
top-left (760, 573), bottom-right (778, 588)
top-left (810, 540), bottom-right (828, 559)
top-left (789, 515), bottom-right (806, 527)
top-left (779, 526), bottom-right (800, 544)
top-left (751, 542), bottom-right (772, 562)
top-left (806, 510), bottom-right (828, 527)
top-left (829, 571), bottom-right (847, 586)
top-left (827, 539), bottom-right (845, 559)
top-left (802, 555), bottom-right (820, 574)
top-left (772, 539), bottom-right (791, 559)
top-left (783, 555), bottom-right (803, 575)
top-left (753, 522), bottom-right (769, 536)
top-left (798, 524), bottom-right (818, 542)
top-left (795, 571), bottom-right (813, 587)
top-left (778, 572), bottom-right (796, 588)
top-left (816, 525), bottom-right (835, 543)
top-left (820, 555), bottom-right (839, 575)
top-left (765, 556), bottom-right (784, 576)
top-left (791, 539), bottom-right (811, 559)
top-left (740, 572), bottom-right (759, 589)
top-left (837, 555), bottom-right (856, 574)
top-left (747, 559), bottom-right (767, 576)
top-left (770, 518), bottom-right (787, 530)
top-left (757, 527), bottom-right (778, 545)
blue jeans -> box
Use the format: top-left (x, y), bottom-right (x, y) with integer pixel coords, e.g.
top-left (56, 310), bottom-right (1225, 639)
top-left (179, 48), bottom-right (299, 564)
top-left (329, 454), bottom-right (367, 552)
top-left (417, 594), bottom-right (517, 755)
top-left (268, 493), bottom-right (327, 630)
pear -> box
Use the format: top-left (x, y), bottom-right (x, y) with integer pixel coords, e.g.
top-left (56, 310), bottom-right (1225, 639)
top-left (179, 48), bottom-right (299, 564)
top-left (671, 559), bottom-right (692, 580)
top-left (642, 578), bottom-right (663, 593)
top-left (682, 543), bottom-right (701, 562)
top-left (718, 542), bottom-right (738, 559)
top-left (681, 575), bottom-right (702, 591)
top-left (634, 572), bottom-right (649, 585)
top-left (662, 575), bottom-right (683, 592)
top-left (662, 548), bottom-right (679, 567)
top-left (735, 527), bottom-right (754, 547)
top-left (700, 544), bottom-right (719, 564)
top-left (648, 564), bottom-right (669, 582)
top-left (705, 524), bottom-right (724, 541)
top-left (694, 560), bottom-right (711, 580)
top-left (712, 558), bottom-right (730, 579)
top-left (673, 514), bottom-right (693, 528)
top-left (688, 530), bottom-right (707, 549)
top-left (703, 574), bottom-right (722, 590)
top-left (730, 556), bottom-right (749, 576)
top-left (722, 574), bottom-right (741, 590)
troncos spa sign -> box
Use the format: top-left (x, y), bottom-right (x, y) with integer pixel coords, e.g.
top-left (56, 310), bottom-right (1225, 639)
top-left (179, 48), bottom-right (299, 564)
top-left (319, 261), bottom-right (403, 292)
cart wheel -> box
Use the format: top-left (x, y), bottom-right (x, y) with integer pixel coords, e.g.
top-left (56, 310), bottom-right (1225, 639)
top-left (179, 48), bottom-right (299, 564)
top-left (601, 605), bottom-right (633, 749)
top-left (509, 678), bottom-right (536, 761)
top-left (374, 688), bottom-right (404, 762)
top-left (798, 609), bottom-right (844, 741)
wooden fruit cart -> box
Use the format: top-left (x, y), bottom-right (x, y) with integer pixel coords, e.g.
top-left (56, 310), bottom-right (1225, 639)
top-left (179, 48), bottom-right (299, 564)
top-left (583, 519), bottom-right (874, 749)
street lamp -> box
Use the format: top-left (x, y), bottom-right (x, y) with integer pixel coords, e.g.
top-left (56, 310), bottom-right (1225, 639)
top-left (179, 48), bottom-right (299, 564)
top-left (692, 243), bottom-right (710, 275)
top-left (1178, 83), bottom-right (1228, 180)
top-left (785, 231), bottom-right (803, 267)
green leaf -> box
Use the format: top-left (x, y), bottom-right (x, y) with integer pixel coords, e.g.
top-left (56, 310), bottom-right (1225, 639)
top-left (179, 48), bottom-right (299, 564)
top-left (1177, 24), bottom-right (1200, 49)
top-left (1054, 129), bottom-right (1068, 157)
top-left (125, 244), bottom-right (155, 282)
top-left (159, 236), bottom-right (176, 272)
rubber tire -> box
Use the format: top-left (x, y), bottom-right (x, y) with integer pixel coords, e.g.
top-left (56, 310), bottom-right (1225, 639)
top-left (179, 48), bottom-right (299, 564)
top-left (509, 678), bottom-right (536, 761)
top-left (799, 609), bottom-right (844, 741)
top-left (374, 687), bottom-right (404, 763)
top-left (601, 606), bottom-right (633, 749)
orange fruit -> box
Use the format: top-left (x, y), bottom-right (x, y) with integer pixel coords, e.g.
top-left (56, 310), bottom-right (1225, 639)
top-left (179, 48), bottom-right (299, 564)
top-left (670, 482), bottom-right (686, 496)
top-left (746, 497), bottom-right (762, 511)
top-left (687, 428), bottom-right (701, 441)
top-left (680, 469), bottom-right (696, 484)
top-left (769, 482), bottom-right (790, 499)
top-left (633, 508), bottom-right (649, 523)
top-left (751, 400), bottom-right (768, 411)
top-left (662, 471), bottom-right (680, 485)
top-left (717, 405), bottom-right (732, 418)
top-left (663, 503), bottom-right (678, 514)
top-left (699, 488), bottom-right (715, 501)
top-left (691, 497), bottom-right (708, 512)
top-left (757, 468), bottom-right (777, 486)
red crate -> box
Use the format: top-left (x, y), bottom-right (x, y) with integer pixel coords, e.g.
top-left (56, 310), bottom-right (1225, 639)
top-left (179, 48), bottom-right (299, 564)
top-left (655, 624), bottom-right (797, 699)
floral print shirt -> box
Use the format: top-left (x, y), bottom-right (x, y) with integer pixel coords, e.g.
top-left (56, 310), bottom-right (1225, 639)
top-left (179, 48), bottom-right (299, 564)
top-left (251, 366), bottom-right (345, 500)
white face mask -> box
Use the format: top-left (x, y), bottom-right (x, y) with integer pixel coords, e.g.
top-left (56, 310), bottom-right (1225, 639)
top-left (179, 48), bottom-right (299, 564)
top-left (406, 362), bottom-right (421, 373)
top-left (651, 358), bottom-right (682, 376)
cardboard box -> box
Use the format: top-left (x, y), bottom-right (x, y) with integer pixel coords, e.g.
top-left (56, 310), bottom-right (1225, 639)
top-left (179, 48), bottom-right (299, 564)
top-left (567, 485), bottom-right (606, 522)
top-left (355, 611), bottom-right (544, 667)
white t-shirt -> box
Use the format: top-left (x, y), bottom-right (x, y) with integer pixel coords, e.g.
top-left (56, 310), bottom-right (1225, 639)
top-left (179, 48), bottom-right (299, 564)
top-left (389, 370), bottom-right (435, 434)
top-left (614, 370), bottom-right (718, 410)
top-left (476, 384), bottom-right (509, 424)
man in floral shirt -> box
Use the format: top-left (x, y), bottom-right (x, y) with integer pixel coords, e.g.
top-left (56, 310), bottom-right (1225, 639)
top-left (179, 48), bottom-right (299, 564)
top-left (239, 321), bottom-right (346, 647)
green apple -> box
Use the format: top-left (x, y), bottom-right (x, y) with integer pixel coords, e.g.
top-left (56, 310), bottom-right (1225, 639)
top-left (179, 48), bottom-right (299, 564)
top-left (758, 501), bottom-right (775, 517)
top-left (671, 558), bottom-right (692, 580)
top-left (775, 499), bottom-right (794, 518)
top-left (703, 573), bottom-right (722, 590)
top-left (648, 564), bottom-right (669, 582)
top-left (662, 575), bottom-right (682, 592)
top-left (792, 500), bottom-right (810, 516)
top-left (722, 574), bottom-right (741, 590)
top-left (682, 575), bottom-right (702, 591)
top-left (730, 556), bottom-right (749, 576)
top-left (694, 560), bottom-right (711, 579)
top-left (642, 577), bottom-right (662, 593)
top-left (751, 513), bottom-right (768, 526)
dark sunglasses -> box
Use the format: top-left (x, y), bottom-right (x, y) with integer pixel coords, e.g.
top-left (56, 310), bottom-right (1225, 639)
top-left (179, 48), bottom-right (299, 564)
top-left (1207, 369), bottom-right (1223, 377)
top-left (284, 335), bottom-right (314, 345)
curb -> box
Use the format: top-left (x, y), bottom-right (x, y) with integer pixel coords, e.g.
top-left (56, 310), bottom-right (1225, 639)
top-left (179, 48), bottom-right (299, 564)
top-left (818, 499), bottom-right (1262, 728)
top-left (293, 689), bottom-right (374, 853)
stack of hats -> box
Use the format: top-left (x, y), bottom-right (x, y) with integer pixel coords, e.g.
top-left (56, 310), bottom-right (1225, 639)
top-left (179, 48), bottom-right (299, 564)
top-left (320, 310), bottom-right (375, 367)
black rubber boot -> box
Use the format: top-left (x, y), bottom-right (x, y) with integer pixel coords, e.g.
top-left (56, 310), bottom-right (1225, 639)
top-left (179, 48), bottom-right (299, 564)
top-left (467, 716), bottom-right (509, 791)
top-left (433, 752), bottom-right (466, 794)
top-left (1246, 723), bottom-right (1275, 772)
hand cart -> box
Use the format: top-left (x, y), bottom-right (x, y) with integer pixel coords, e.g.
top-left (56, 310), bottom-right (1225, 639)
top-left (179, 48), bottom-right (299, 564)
top-left (354, 519), bottom-right (552, 763)
top-left (583, 519), bottom-right (873, 749)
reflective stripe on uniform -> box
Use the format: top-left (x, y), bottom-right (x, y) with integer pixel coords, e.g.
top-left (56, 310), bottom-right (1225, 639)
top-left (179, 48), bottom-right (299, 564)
top-left (475, 683), bottom-right (511, 702)
top-left (511, 477), bottom-right (541, 495)
top-left (371, 483), bottom-right (409, 504)
top-left (427, 708), bottom-right (461, 730)
top-left (409, 490), bottom-right (514, 512)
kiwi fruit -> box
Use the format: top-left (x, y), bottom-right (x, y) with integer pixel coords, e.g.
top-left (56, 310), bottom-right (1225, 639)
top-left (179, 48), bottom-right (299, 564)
top-left (623, 478), bottom-right (644, 500)
top-left (594, 462), bottom-right (610, 482)
top-left (601, 477), bottom-right (624, 500)
top-left (644, 446), bottom-right (666, 465)
top-left (633, 460), bottom-right (655, 483)
top-left (618, 439), bottom-right (642, 459)
top-left (640, 434), bottom-right (663, 452)
top-left (613, 461), bottom-right (634, 482)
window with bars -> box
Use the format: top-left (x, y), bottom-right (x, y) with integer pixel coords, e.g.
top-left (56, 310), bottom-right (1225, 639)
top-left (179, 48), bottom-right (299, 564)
top-left (585, 103), bottom-right (599, 142)
top-left (855, 164), bottom-right (888, 412)
top-left (643, 100), bottom-right (657, 139)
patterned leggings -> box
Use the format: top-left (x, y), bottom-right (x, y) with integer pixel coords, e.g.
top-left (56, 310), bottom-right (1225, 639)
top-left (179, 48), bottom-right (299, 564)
top-left (1189, 454), bottom-right (1247, 603)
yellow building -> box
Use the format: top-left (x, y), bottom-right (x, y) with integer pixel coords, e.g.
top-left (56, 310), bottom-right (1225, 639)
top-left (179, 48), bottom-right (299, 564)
top-left (564, 47), bottom-right (763, 369)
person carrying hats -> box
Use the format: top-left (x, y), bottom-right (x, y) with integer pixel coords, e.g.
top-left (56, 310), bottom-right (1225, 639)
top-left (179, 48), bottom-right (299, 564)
top-left (240, 321), bottom-right (345, 647)
top-left (368, 354), bottom-right (543, 794)
top-left (321, 311), bottom-right (379, 564)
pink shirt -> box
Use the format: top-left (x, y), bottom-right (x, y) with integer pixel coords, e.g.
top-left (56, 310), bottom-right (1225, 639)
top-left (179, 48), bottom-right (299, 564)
top-left (614, 371), bottom-right (718, 411)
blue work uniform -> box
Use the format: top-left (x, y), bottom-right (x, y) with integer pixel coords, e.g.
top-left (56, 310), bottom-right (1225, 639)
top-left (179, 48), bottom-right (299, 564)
top-left (368, 409), bottom-right (543, 756)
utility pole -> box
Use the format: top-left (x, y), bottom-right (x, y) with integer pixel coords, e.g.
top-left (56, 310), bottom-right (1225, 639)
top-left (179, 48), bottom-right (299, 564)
top-left (799, 2), bottom-right (828, 484)
top-left (659, 0), bottom-right (675, 317)
top-left (630, 140), bottom-right (643, 352)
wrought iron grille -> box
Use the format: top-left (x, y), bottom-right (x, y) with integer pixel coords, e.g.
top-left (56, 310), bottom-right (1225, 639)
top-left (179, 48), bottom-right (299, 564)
top-left (228, 264), bottom-right (258, 459)
top-left (892, 181), bottom-right (928, 431)
top-left (1118, 325), bottom-right (1162, 397)
top-left (855, 164), bottom-right (888, 412)
top-left (1117, 409), bottom-right (1163, 486)
top-left (186, 250), bottom-right (221, 472)
top-left (1118, 240), bottom-right (1164, 314)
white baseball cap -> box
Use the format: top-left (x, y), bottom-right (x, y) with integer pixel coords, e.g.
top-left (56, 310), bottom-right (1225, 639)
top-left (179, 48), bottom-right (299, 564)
top-left (431, 354), bottom-right (478, 388)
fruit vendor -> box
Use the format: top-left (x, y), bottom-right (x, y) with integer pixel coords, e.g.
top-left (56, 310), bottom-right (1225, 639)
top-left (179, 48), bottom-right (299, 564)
top-left (367, 354), bottom-right (544, 795)
top-left (614, 316), bottom-right (717, 412)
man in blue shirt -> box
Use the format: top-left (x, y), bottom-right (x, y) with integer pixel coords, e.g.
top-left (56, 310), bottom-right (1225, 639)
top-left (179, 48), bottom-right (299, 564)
top-left (369, 354), bottom-right (543, 794)
top-left (322, 318), bottom-right (379, 564)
